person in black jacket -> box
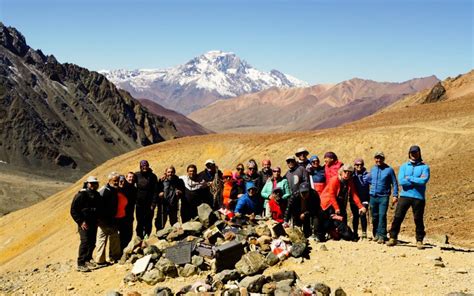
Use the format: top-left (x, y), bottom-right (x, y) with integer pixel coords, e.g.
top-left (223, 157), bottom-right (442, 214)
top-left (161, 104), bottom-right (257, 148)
top-left (155, 166), bottom-right (185, 230)
top-left (95, 172), bottom-right (121, 265)
top-left (135, 160), bottom-right (161, 238)
top-left (283, 182), bottom-right (322, 238)
top-left (70, 176), bottom-right (100, 272)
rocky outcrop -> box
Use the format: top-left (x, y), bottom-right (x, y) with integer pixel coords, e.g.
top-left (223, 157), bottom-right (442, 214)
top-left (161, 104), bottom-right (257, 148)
top-left (0, 23), bottom-right (178, 179)
top-left (422, 82), bottom-right (446, 104)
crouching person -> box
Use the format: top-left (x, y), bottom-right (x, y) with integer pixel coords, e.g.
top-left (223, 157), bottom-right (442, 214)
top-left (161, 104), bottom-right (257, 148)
top-left (71, 176), bottom-right (100, 272)
top-left (234, 183), bottom-right (263, 221)
top-left (283, 182), bottom-right (321, 239)
top-left (96, 172), bottom-right (122, 265)
top-left (268, 187), bottom-right (287, 223)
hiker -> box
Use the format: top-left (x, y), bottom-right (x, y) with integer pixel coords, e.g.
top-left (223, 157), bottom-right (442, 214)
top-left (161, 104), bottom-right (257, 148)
top-left (319, 165), bottom-right (366, 241)
top-left (369, 152), bottom-right (399, 244)
top-left (180, 164), bottom-right (208, 223)
top-left (222, 169), bottom-right (239, 211)
top-left (233, 163), bottom-right (246, 195)
top-left (260, 158), bottom-right (273, 184)
top-left (284, 155), bottom-right (309, 197)
top-left (234, 182), bottom-right (263, 219)
top-left (283, 182), bottom-right (321, 238)
top-left (307, 155), bottom-right (326, 196)
top-left (261, 166), bottom-right (291, 217)
top-left (295, 147), bottom-right (310, 168)
top-left (198, 159), bottom-right (223, 209)
top-left (242, 159), bottom-right (264, 193)
top-left (116, 173), bottom-right (137, 251)
top-left (268, 187), bottom-right (288, 223)
top-left (70, 176), bottom-right (100, 272)
top-left (155, 166), bottom-right (185, 230)
top-left (135, 160), bottom-right (160, 239)
top-left (324, 151), bottom-right (343, 181)
top-left (352, 158), bottom-right (371, 240)
top-left (96, 172), bottom-right (121, 265)
top-left (387, 146), bottom-right (430, 249)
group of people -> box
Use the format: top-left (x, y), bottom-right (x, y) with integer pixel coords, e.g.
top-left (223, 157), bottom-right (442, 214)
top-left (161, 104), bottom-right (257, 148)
top-left (71, 145), bottom-right (430, 272)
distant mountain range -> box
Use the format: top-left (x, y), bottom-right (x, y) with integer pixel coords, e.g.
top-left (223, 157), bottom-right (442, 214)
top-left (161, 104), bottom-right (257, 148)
top-left (0, 23), bottom-right (182, 179)
top-left (188, 76), bottom-right (440, 132)
top-left (102, 50), bottom-right (309, 114)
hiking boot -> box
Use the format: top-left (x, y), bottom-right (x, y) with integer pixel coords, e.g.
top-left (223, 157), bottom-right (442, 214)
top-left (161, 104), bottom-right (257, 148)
top-left (377, 237), bottom-right (385, 244)
top-left (85, 261), bottom-right (99, 270)
top-left (416, 241), bottom-right (424, 250)
top-left (76, 265), bottom-right (90, 272)
top-left (95, 261), bottom-right (109, 267)
top-left (386, 238), bottom-right (397, 247)
top-left (361, 232), bottom-right (367, 240)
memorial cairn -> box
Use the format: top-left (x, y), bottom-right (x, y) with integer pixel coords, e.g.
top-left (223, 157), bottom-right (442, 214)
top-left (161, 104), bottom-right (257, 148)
top-left (121, 204), bottom-right (343, 295)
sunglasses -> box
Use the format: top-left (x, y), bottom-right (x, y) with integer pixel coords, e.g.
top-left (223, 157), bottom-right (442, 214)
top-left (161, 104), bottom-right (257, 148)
top-left (272, 170), bottom-right (281, 173)
top-left (248, 167), bottom-right (256, 170)
top-left (236, 167), bottom-right (244, 171)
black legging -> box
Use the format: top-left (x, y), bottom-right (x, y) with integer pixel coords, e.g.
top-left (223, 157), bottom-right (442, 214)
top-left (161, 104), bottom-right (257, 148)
top-left (135, 204), bottom-right (153, 239)
top-left (350, 202), bottom-right (368, 236)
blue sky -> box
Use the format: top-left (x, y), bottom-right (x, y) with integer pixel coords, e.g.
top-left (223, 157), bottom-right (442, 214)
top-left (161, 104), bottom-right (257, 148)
top-left (1, 0), bottom-right (472, 84)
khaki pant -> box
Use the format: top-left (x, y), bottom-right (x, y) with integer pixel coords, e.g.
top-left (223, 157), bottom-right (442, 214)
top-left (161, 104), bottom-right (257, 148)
top-left (95, 224), bottom-right (121, 263)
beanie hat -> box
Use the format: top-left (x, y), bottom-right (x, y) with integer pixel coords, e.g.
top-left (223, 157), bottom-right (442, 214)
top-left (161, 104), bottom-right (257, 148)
top-left (324, 152), bottom-right (337, 160)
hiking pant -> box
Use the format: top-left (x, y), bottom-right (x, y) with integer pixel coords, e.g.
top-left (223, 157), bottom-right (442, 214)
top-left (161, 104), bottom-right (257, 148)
top-left (77, 223), bottom-right (97, 266)
top-left (155, 202), bottom-right (178, 230)
top-left (117, 217), bottom-right (133, 251)
top-left (135, 204), bottom-right (153, 239)
top-left (292, 214), bottom-right (318, 238)
top-left (95, 224), bottom-right (121, 263)
top-left (180, 199), bottom-right (197, 223)
top-left (370, 195), bottom-right (389, 240)
top-left (350, 202), bottom-right (368, 236)
top-left (390, 197), bottom-right (426, 242)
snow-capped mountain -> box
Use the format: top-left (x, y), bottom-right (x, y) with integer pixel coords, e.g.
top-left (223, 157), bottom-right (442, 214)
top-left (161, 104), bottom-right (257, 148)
top-left (101, 50), bottom-right (308, 114)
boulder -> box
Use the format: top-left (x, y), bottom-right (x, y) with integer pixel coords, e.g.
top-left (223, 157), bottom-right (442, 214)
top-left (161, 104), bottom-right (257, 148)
top-left (166, 228), bottom-right (186, 241)
top-left (271, 270), bottom-right (297, 283)
top-left (141, 269), bottom-right (165, 285)
top-left (235, 251), bottom-right (267, 276)
top-left (239, 275), bottom-right (266, 293)
top-left (156, 226), bottom-right (175, 239)
top-left (143, 245), bottom-right (161, 260)
top-left (179, 264), bottom-right (198, 277)
top-left (153, 287), bottom-right (173, 296)
top-left (275, 279), bottom-right (294, 296)
top-left (154, 240), bottom-right (172, 252)
top-left (198, 204), bottom-right (218, 227)
top-left (290, 242), bottom-right (306, 258)
top-left (214, 269), bottom-right (241, 283)
top-left (191, 255), bottom-right (204, 268)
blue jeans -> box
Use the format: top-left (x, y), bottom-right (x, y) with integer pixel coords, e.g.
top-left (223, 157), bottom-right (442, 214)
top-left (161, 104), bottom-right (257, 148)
top-left (370, 195), bottom-right (389, 240)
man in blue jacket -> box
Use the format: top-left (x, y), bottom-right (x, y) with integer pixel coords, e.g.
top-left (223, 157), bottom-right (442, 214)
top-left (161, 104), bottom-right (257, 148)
top-left (369, 152), bottom-right (398, 243)
top-left (387, 145), bottom-right (430, 249)
top-left (234, 182), bottom-right (263, 219)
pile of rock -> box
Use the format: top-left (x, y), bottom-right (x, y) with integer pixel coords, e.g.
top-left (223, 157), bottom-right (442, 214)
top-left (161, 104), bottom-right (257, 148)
top-left (120, 204), bottom-right (318, 293)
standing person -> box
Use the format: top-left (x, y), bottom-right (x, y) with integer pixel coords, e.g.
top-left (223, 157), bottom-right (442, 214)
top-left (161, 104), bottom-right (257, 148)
top-left (261, 166), bottom-right (291, 217)
top-left (222, 169), bottom-right (239, 211)
top-left (324, 151), bottom-right (343, 181)
top-left (198, 159), bottom-right (223, 209)
top-left (242, 159), bottom-right (264, 193)
top-left (155, 166), bottom-right (185, 230)
top-left (307, 155), bottom-right (326, 196)
top-left (387, 146), bottom-right (430, 249)
top-left (283, 182), bottom-right (321, 238)
top-left (260, 159), bottom-right (273, 184)
top-left (70, 176), bottom-right (100, 272)
top-left (96, 172), bottom-right (121, 265)
top-left (295, 147), bottom-right (310, 168)
top-left (352, 158), bottom-right (371, 240)
top-left (117, 173), bottom-right (136, 250)
top-left (369, 152), bottom-right (399, 244)
top-left (135, 160), bottom-right (160, 239)
top-left (233, 163), bottom-right (246, 194)
top-left (180, 164), bottom-right (208, 222)
top-left (284, 155), bottom-right (309, 197)
top-left (319, 165), bottom-right (366, 241)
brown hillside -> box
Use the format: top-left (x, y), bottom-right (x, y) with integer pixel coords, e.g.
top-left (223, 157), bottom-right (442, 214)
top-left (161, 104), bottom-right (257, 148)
top-left (0, 73), bottom-right (473, 294)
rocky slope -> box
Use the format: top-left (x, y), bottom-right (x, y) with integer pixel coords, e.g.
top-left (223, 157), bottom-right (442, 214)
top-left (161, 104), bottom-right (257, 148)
top-left (0, 71), bottom-right (472, 295)
top-left (0, 23), bottom-right (178, 180)
top-left (139, 98), bottom-right (212, 137)
top-left (188, 76), bottom-right (439, 132)
top-left (102, 50), bottom-right (308, 114)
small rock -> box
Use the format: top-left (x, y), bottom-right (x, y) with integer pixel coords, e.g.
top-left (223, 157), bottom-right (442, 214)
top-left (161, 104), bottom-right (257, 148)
top-left (265, 252), bottom-right (280, 266)
top-left (434, 260), bottom-right (445, 268)
top-left (262, 282), bottom-right (277, 294)
top-left (427, 256), bottom-right (443, 261)
top-left (285, 227), bottom-right (306, 244)
top-left (224, 231), bottom-right (236, 241)
top-left (191, 255), bottom-right (204, 268)
top-left (239, 274), bottom-right (266, 293)
top-left (235, 251), bottom-right (267, 276)
top-left (144, 245), bottom-right (161, 260)
top-left (271, 270), bottom-right (297, 283)
top-left (153, 287), bottom-right (173, 296)
top-left (320, 244), bottom-right (328, 251)
top-left (335, 287), bottom-right (347, 296)
top-left (153, 240), bottom-right (172, 252)
top-left (400, 253), bottom-right (406, 257)
top-left (290, 242), bottom-right (306, 258)
top-left (105, 291), bottom-right (121, 296)
top-left (214, 269), bottom-right (241, 283)
top-left (257, 235), bottom-right (272, 246)
top-left (123, 272), bottom-right (138, 283)
top-left (275, 279), bottom-right (293, 296)
top-left (182, 221), bottom-right (203, 235)
top-left (156, 226), bottom-right (175, 239)
top-left (141, 269), bottom-right (165, 285)
top-left (166, 228), bottom-right (185, 241)
top-left (126, 292), bottom-right (141, 296)
top-left (455, 269), bottom-right (468, 274)
top-left (314, 282), bottom-right (331, 296)
top-left (179, 264), bottom-right (197, 277)
top-left (255, 224), bottom-right (272, 237)
top-left (156, 258), bottom-right (178, 277)
top-left (66, 286), bottom-right (74, 291)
